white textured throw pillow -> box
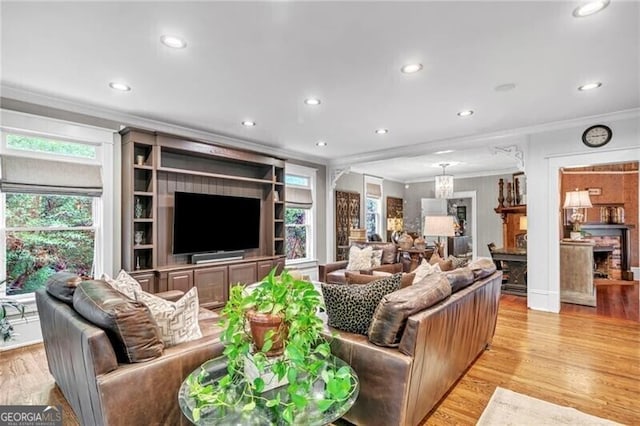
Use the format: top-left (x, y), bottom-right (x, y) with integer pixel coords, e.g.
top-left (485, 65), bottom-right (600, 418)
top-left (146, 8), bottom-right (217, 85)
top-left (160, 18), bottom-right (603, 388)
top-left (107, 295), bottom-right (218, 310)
top-left (412, 259), bottom-right (441, 284)
top-left (371, 249), bottom-right (383, 268)
top-left (102, 270), bottom-right (142, 299)
top-left (346, 246), bottom-right (374, 271)
top-left (135, 287), bottom-right (202, 347)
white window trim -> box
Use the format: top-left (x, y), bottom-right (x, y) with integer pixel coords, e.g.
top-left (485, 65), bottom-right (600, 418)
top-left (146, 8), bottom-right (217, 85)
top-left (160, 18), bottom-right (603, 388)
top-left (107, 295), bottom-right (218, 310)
top-left (364, 175), bottom-right (383, 237)
top-left (285, 163), bottom-right (317, 265)
top-left (0, 109), bottom-right (114, 299)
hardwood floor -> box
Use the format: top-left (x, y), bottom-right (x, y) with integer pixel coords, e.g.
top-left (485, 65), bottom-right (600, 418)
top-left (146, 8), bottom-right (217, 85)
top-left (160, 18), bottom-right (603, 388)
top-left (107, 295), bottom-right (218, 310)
top-left (2, 295), bottom-right (639, 425)
top-left (561, 279), bottom-right (639, 321)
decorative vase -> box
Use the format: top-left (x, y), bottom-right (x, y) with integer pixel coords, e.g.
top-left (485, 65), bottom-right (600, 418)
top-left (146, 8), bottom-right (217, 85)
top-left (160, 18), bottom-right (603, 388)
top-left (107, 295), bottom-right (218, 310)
top-left (414, 236), bottom-right (427, 250)
top-left (135, 197), bottom-right (143, 219)
top-left (134, 231), bottom-right (144, 245)
top-left (246, 310), bottom-right (287, 357)
top-left (397, 233), bottom-right (413, 250)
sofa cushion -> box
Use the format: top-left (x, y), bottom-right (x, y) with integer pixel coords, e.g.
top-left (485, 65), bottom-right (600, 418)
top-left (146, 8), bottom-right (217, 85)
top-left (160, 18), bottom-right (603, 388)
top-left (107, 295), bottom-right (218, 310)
top-left (347, 271), bottom-right (415, 289)
top-left (411, 259), bottom-right (441, 284)
top-left (376, 243), bottom-right (398, 264)
top-left (429, 251), bottom-right (454, 271)
top-left (134, 287), bottom-right (203, 347)
top-left (45, 271), bottom-right (82, 305)
top-left (346, 246), bottom-right (374, 271)
top-left (73, 280), bottom-right (163, 363)
top-left (368, 273), bottom-right (452, 347)
top-left (444, 267), bottom-right (475, 292)
top-left (102, 270), bottom-right (142, 299)
top-left (321, 273), bottom-right (401, 335)
top-left (468, 258), bottom-right (497, 279)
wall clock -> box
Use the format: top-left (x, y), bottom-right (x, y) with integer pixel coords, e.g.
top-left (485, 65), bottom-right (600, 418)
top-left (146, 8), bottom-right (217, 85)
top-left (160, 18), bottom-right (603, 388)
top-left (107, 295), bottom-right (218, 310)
top-left (582, 125), bottom-right (612, 148)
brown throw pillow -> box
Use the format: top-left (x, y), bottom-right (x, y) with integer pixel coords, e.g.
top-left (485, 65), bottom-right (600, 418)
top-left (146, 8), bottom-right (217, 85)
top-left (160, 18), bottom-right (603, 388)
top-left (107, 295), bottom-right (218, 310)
top-left (73, 280), bottom-right (164, 363)
top-left (368, 273), bottom-right (452, 347)
top-left (444, 267), bottom-right (475, 292)
top-left (45, 271), bottom-right (82, 305)
top-left (468, 258), bottom-right (497, 279)
top-left (379, 243), bottom-right (398, 264)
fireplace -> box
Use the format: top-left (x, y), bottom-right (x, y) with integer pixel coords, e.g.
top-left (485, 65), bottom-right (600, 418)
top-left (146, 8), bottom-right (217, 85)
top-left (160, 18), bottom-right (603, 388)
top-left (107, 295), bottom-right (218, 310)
top-left (582, 224), bottom-right (634, 280)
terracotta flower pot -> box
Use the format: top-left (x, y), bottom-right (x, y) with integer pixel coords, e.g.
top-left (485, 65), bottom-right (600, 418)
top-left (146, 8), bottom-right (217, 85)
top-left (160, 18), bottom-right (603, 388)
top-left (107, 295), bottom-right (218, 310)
top-left (246, 310), bottom-right (287, 356)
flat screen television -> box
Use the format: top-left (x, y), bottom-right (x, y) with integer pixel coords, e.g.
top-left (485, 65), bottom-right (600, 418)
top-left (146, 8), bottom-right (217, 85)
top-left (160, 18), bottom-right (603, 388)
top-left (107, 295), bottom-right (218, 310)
top-left (172, 192), bottom-right (261, 255)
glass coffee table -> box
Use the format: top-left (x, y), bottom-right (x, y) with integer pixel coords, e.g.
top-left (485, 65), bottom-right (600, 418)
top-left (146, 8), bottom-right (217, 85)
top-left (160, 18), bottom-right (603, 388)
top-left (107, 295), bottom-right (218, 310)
top-left (178, 355), bottom-right (359, 425)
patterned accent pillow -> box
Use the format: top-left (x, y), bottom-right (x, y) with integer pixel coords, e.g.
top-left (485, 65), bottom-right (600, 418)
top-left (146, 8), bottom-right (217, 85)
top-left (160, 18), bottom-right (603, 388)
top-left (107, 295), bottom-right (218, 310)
top-left (321, 273), bottom-right (401, 335)
top-left (412, 259), bottom-right (441, 284)
top-left (346, 245), bottom-right (373, 271)
top-left (371, 249), bottom-right (383, 268)
top-left (428, 252), bottom-right (454, 272)
top-left (447, 255), bottom-right (470, 269)
top-left (135, 287), bottom-right (203, 347)
top-left (102, 270), bottom-right (142, 299)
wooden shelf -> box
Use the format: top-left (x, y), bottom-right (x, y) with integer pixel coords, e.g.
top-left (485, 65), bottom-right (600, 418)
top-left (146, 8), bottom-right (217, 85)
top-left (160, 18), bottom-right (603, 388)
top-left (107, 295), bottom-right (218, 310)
top-left (134, 218), bottom-right (154, 223)
top-left (494, 205), bottom-right (527, 214)
top-left (157, 166), bottom-right (275, 185)
top-left (274, 219), bottom-right (284, 223)
top-left (134, 244), bottom-right (154, 249)
top-left (274, 237), bottom-right (284, 241)
top-left (133, 191), bottom-right (154, 197)
top-left (133, 164), bottom-right (153, 170)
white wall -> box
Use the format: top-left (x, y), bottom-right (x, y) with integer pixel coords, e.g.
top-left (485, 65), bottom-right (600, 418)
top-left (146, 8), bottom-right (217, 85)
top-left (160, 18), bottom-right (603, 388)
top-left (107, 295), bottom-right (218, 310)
top-left (526, 114), bottom-right (640, 313)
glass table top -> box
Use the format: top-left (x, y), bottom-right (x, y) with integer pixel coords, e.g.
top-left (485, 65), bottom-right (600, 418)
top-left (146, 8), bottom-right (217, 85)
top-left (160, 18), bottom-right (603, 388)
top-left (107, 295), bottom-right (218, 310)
top-left (178, 355), bottom-right (359, 426)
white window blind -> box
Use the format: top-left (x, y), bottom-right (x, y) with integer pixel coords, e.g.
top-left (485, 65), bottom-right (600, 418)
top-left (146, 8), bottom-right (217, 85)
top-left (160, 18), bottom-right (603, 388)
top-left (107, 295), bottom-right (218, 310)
top-left (286, 187), bottom-right (313, 209)
top-left (0, 155), bottom-right (103, 196)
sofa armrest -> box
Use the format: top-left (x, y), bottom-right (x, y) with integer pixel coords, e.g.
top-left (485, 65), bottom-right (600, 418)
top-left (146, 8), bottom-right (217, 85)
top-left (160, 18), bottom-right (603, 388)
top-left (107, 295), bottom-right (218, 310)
top-left (319, 260), bottom-right (348, 282)
top-left (155, 290), bottom-right (185, 302)
top-left (372, 263), bottom-right (403, 274)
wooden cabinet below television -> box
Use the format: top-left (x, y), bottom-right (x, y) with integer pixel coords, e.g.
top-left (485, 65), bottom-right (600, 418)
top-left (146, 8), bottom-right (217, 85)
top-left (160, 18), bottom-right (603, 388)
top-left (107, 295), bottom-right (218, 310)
top-left (168, 270), bottom-right (193, 293)
top-left (229, 263), bottom-right (258, 288)
top-left (128, 271), bottom-right (156, 293)
top-left (194, 266), bottom-right (228, 309)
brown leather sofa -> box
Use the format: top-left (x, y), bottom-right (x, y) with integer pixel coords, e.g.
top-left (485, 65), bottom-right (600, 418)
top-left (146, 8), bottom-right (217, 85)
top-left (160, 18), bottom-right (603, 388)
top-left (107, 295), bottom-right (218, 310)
top-left (35, 287), bottom-right (224, 426)
top-left (325, 270), bottom-right (502, 425)
top-left (319, 242), bottom-right (402, 284)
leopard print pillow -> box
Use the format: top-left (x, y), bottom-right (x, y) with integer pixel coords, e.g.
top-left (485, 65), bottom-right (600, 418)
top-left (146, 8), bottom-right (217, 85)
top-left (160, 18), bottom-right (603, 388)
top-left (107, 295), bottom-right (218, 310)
top-left (321, 273), bottom-right (401, 335)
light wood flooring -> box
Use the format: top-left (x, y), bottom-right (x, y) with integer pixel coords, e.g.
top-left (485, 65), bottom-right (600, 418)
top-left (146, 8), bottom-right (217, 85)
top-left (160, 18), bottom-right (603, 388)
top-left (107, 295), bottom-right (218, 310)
top-left (2, 294), bottom-right (639, 425)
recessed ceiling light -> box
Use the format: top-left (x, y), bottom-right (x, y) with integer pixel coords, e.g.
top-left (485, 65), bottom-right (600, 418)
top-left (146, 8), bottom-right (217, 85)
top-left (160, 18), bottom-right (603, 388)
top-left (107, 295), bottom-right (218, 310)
top-left (578, 82), bottom-right (602, 91)
top-left (435, 150), bottom-right (454, 155)
top-left (304, 98), bottom-right (321, 106)
top-left (573, 0), bottom-right (610, 17)
top-left (495, 83), bottom-right (517, 92)
top-left (241, 120), bottom-right (256, 127)
top-left (401, 63), bottom-right (423, 74)
top-left (457, 110), bottom-right (474, 117)
top-left (375, 129), bottom-right (388, 135)
top-left (109, 82), bottom-right (131, 92)
top-left (316, 141), bottom-right (327, 147)
top-left (160, 35), bottom-right (187, 49)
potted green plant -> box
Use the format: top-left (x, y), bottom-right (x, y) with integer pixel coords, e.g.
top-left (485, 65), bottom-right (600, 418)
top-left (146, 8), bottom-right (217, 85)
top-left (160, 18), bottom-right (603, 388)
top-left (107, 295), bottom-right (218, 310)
top-left (187, 268), bottom-right (358, 424)
top-left (1, 279), bottom-right (26, 342)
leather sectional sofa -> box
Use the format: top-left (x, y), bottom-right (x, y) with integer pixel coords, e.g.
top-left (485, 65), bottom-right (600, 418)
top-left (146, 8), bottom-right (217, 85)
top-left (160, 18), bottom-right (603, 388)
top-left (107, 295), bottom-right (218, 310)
top-left (324, 266), bottom-right (502, 425)
top-left (36, 285), bottom-right (224, 426)
top-left (319, 242), bottom-right (403, 284)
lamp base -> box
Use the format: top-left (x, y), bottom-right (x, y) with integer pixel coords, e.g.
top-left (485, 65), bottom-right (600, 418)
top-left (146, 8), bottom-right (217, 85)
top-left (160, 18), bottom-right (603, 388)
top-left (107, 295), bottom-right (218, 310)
top-left (570, 231), bottom-right (582, 240)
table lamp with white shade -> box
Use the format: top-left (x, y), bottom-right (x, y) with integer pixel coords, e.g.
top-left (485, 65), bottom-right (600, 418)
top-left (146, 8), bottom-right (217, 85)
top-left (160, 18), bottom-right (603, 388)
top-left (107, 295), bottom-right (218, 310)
top-left (563, 189), bottom-right (592, 240)
top-left (424, 215), bottom-right (456, 257)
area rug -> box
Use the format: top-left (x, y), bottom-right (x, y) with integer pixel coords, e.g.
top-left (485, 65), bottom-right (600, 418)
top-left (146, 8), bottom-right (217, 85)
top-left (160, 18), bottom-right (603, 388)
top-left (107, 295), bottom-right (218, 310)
top-left (477, 387), bottom-right (622, 425)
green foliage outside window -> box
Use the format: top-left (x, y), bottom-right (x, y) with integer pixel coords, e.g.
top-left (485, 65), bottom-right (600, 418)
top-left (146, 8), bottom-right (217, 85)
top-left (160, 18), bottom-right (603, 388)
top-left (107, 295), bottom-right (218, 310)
top-left (365, 198), bottom-right (379, 237)
top-left (285, 208), bottom-right (307, 260)
top-left (7, 134), bottom-right (96, 159)
top-left (5, 194), bottom-right (95, 296)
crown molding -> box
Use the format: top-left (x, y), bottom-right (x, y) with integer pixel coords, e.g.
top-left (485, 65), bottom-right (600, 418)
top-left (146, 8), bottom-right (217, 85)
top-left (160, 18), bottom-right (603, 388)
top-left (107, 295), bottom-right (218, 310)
top-left (329, 108), bottom-right (640, 168)
top-left (403, 168), bottom-right (519, 184)
top-left (0, 84), bottom-right (329, 166)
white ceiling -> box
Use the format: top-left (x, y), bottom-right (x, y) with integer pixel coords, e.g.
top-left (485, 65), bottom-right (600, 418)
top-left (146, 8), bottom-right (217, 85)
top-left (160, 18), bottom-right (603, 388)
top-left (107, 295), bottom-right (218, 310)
top-left (1, 1), bottom-right (639, 181)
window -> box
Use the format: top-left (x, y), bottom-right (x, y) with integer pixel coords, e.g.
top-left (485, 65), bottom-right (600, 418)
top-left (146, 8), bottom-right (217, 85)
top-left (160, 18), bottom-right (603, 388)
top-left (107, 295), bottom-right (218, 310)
top-left (365, 177), bottom-right (383, 239)
top-left (284, 166), bottom-right (316, 263)
top-left (1, 110), bottom-right (114, 300)
top-left (4, 193), bottom-right (97, 295)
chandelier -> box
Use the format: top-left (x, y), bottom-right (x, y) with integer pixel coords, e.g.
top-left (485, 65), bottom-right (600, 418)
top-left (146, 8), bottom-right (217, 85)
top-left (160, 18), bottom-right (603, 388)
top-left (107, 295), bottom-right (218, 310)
top-left (435, 163), bottom-right (454, 199)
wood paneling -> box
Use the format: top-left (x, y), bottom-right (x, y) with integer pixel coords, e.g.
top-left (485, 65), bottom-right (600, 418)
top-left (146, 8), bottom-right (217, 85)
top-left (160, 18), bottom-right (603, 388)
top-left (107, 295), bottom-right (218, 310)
top-left (6, 294), bottom-right (639, 426)
top-left (167, 270), bottom-right (193, 293)
top-left (128, 271), bottom-right (156, 293)
top-left (257, 260), bottom-right (273, 281)
top-left (194, 266), bottom-right (228, 309)
top-left (228, 263), bottom-right (257, 287)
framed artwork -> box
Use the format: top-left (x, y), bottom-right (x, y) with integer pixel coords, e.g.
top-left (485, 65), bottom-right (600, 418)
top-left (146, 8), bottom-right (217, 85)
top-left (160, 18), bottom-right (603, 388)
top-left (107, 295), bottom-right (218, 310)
top-left (512, 172), bottom-right (526, 205)
top-left (588, 187), bottom-right (602, 196)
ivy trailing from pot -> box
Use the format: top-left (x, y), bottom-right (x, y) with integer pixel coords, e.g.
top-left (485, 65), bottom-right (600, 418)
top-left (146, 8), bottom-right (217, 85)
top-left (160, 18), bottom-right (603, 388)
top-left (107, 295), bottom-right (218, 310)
top-left (186, 268), bottom-right (358, 424)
